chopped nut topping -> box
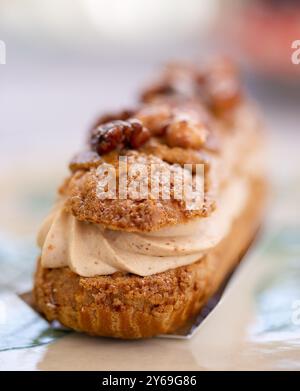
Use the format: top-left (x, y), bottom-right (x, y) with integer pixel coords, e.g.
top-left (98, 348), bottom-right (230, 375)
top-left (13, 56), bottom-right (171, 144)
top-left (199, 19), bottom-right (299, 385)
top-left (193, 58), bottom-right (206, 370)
top-left (141, 63), bottom-right (198, 103)
top-left (140, 58), bottom-right (242, 116)
top-left (166, 119), bottom-right (208, 150)
top-left (136, 104), bottom-right (172, 136)
top-left (90, 119), bottom-right (150, 155)
top-left (204, 59), bottom-right (241, 115)
top-left (129, 119), bottom-right (151, 148)
top-left (73, 59), bottom-right (241, 171)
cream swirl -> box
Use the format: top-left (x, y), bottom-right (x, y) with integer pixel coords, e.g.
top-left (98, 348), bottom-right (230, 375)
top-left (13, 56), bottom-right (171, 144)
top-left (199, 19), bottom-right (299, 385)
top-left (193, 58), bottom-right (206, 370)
top-left (38, 178), bottom-right (249, 277)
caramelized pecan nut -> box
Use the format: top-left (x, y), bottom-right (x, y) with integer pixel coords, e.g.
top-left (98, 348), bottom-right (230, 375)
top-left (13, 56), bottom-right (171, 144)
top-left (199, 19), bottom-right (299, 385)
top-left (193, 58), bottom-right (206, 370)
top-left (140, 59), bottom-right (242, 115)
top-left (90, 119), bottom-right (150, 155)
top-left (166, 119), bottom-right (208, 150)
top-left (206, 74), bottom-right (241, 114)
top-left (136, 104), bottom-right (172, 136)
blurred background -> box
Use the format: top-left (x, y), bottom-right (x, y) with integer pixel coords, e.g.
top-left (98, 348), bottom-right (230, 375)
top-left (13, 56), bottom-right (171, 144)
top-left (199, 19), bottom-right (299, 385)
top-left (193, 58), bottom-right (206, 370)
top-left (0, 0), bottom-right (300, 240)
top-left (1, 0), bottom-right (300, 369)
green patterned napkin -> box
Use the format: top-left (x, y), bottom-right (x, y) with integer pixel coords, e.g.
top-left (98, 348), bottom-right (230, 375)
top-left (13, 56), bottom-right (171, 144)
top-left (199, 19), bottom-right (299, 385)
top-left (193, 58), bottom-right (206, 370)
top-left (0, 235), bottom-right (70, 351)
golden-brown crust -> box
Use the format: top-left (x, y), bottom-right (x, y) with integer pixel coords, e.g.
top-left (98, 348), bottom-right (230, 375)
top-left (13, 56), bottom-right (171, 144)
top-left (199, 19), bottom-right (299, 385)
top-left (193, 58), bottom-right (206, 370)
top-left (62, 151), bottom-right (215, 232)
top-left (34, 178), bottom-right (265, 339)
top-left (140, 138), bottom-right (213, 167)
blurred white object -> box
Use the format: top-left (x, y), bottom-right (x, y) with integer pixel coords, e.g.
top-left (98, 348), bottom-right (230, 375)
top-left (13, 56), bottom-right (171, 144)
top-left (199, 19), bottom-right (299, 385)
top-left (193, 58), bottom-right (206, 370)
top-left (0, 0), bottom-right (218, 47)
top-left (84, 0), bottom-right (217, 43)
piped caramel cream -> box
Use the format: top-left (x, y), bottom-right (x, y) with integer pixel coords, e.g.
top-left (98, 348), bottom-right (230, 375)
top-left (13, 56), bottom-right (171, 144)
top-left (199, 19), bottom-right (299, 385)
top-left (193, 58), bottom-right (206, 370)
top-left (38, 178), bottom-right (249, 277)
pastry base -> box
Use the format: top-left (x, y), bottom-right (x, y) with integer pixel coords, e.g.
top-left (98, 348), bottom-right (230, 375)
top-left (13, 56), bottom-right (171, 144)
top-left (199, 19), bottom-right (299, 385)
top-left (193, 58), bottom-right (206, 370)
top-left (34, 179), bottom-right (266, 339)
